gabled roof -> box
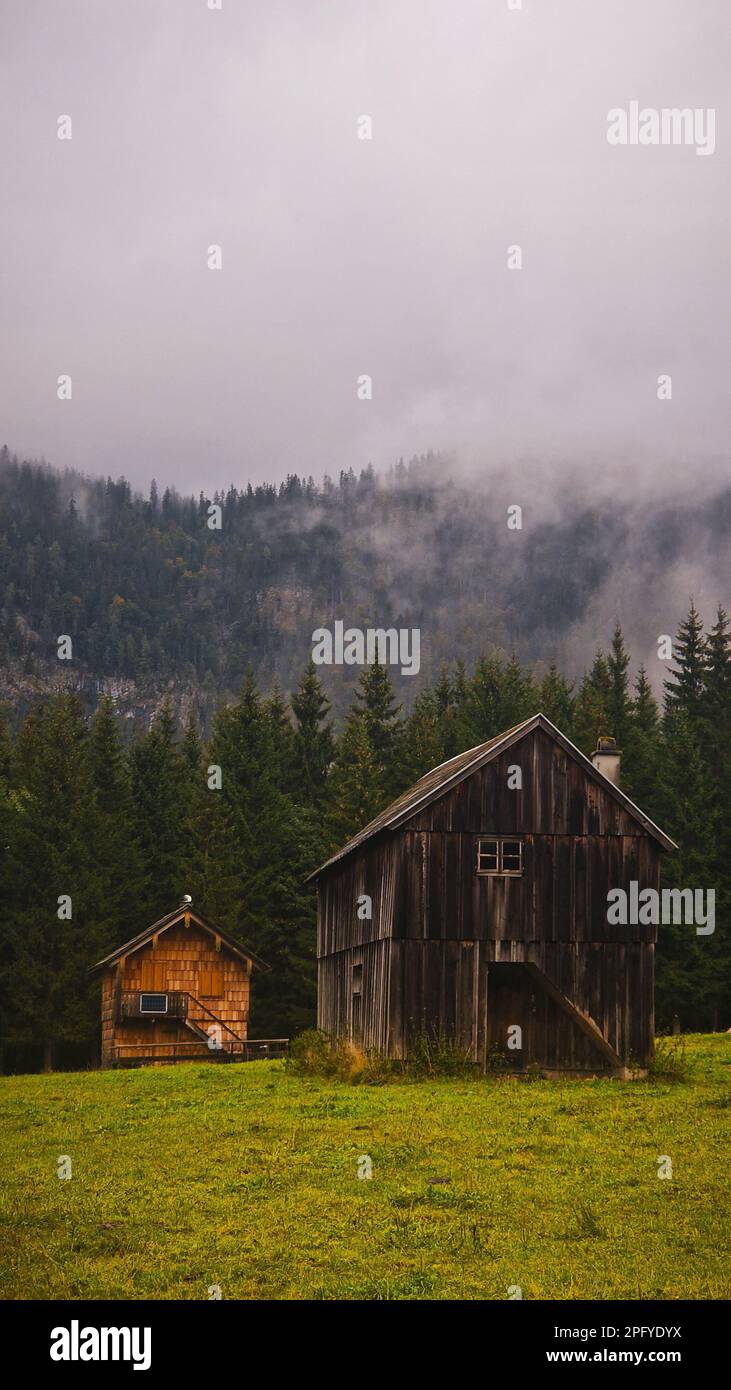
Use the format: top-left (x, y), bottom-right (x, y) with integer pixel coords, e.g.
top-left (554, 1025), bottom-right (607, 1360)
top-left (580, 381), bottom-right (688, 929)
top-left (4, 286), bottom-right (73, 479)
top-left (308, 713), bottom-right (676, 879)
top-left (90, 904), bottom-right (270, 976)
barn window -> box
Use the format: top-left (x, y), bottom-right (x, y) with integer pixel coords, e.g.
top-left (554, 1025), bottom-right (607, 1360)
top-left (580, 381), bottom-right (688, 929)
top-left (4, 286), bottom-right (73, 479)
top-left (476, 837), bottom-right (523, 875)
top-left (199, 967), bottom-right (224, 997)
top-left (352, 959), bottom-right (363, 1040)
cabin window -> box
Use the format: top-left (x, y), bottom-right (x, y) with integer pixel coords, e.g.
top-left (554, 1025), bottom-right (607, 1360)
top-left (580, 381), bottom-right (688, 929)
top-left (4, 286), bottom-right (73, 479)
top-left (199, 967), bottom-right (224, 997)
top-left (352, 960), bottom-right (363, 1040)
top-left (140, 960), bottom-right (166, 991)
top-left (476, 837), bottom-right (523, 876)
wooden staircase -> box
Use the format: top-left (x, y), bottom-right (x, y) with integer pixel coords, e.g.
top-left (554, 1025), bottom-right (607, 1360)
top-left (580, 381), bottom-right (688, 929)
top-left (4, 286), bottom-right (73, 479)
top-left (182, 993), bottom-right (245, 1052)
top-left (522, 961), bottom-right (626, 1072)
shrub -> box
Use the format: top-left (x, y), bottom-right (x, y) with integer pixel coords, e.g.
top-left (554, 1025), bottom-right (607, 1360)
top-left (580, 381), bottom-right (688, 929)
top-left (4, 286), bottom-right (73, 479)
top-left (647, 1035), bottom-right (694, 1083)
top-left (288, 1028), bottom-right (477, 1084)
top-left (286, 1030), bottom-right (396, 1084)
top-left (406, 1031), bottom-right (477, 1080)
top-left (287, 1028), bottom-right (334, 1076)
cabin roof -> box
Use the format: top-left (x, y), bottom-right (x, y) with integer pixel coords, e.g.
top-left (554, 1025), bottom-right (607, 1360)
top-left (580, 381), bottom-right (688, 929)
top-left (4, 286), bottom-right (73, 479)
top-left (90, 904), bottom-right (271, 975)
top-left (308, 712), bottom-right (677, 879)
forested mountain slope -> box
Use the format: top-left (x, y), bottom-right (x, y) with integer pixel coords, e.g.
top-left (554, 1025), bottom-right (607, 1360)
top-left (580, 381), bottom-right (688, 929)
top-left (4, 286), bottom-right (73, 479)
top-left (1, 446), bottom-right (729, 722)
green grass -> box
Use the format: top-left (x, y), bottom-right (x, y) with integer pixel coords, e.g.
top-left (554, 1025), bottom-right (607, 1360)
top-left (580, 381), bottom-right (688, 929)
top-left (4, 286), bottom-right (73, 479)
top-left (0, 1034), bottom-right (728, 1300)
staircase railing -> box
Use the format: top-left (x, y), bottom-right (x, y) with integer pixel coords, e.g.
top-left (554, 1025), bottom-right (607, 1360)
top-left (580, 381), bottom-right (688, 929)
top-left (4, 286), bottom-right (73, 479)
top-left (117, 990), bottom-right (243, 1040)
top-left (183, 993), bottom-right (244, 1043)
top-left (113, 990), bottom-right (289, 1065)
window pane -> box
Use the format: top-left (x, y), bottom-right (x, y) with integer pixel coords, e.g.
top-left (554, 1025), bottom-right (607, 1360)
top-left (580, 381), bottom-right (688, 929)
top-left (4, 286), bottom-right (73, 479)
top-left (140, 993), bottom-right (167, 1013)
top-left (501, 841), bottom-right (522, 870)
top-left (477, 840), bottom-right (498, 871)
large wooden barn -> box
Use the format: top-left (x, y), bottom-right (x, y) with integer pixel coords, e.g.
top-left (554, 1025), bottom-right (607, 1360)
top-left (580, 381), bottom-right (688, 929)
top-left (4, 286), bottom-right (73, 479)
top-left (91, 899), bottom-right (277, 1067)
top-left (311, 714), bottom-right (676, 1076)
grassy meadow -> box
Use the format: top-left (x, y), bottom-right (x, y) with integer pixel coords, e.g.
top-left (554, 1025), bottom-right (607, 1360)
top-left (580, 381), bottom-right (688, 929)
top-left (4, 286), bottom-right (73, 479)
top-left (0, 1034), bottom-right (728, 1301)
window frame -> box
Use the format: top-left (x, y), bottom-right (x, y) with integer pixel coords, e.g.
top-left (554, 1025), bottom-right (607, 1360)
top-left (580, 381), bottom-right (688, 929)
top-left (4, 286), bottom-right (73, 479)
top-left (139, 992), bottom-right (168, 1014)
top-left (475, 836), bottom-right (524, 877)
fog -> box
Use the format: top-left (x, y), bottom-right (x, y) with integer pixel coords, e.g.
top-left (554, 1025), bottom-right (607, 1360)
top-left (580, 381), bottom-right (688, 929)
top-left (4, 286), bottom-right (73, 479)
top-left (1, 0), bottom-right (728, 499)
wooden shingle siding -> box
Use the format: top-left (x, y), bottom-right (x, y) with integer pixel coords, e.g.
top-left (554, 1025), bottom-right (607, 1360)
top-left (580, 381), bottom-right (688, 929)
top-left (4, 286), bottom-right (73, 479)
top-left (95, 914), bottom-right (263, 1067)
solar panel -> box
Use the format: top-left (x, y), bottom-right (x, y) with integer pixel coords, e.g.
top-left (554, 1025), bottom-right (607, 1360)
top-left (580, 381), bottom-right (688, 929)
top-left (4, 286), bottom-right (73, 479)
top-left (139, 993), bottom-right (168, 1014)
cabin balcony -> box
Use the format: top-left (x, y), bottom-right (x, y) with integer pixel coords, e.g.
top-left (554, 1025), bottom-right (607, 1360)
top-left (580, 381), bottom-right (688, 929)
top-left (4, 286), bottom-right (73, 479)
top-left (116, 989), bottom-right (188, 1023)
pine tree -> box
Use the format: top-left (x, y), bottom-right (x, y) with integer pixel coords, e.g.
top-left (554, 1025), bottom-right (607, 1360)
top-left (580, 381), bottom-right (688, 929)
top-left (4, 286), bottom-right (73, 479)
top-left (291, 660), bottom-right (334, 807)
top-left (704, 605), bottom-right (731, 774)
top-left (621, 666), bottom-right (661, 811)
top-left (327, 709), bottom-right (384, 845)
top-left (459, 654), bottom-right (504, 744)
top-left (655, 710), bottom-right (724, 1031)
top-left (497, 653), bottom-right (538, 729)
top-left (264, 678), bottom-right (296, 793)
top-left (7, 696), bottom-right (103, 1068)
top-left (572, 651), bottom-right (611, 754)
top-left (191, 675), bottom-right (318, 1036)
top-left (433, 666), bottom-right (453, 723)
top-left (0, 712), bottom-right (20, 1049)
top-left (448, 659), bottom-right (471, 754)
top-left (89, 697), bottom-right (145, 954)
top-left (701, 605), bottom-right (731, 1020)
top-left (182, 708), bottom-right (204, 781)
top-left (607, 625), bottom-right (632, 749)
top-left (129, 699), bottom-right (190, 918)
top-left (351, 661), bottom-right (402, 798)
top-left (397, 687), bottom-right (444, 789)
top-left (664, 600), bottom-right (708, 725)
top-left (538, 662), bottom-right (575, 732)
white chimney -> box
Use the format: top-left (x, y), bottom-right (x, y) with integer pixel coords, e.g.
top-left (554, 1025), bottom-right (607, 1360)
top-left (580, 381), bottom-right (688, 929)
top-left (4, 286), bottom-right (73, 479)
top-left (591, 735), bottom-right (621, 785)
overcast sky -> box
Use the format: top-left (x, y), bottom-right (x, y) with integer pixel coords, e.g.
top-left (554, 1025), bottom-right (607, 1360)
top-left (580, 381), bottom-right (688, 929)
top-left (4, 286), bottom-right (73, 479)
top-left (0, 0), bottom-right (728, 495)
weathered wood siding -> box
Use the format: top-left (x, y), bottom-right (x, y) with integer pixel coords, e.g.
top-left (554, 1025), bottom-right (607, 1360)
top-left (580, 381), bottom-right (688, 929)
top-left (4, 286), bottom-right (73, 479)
top-left (399, 831), bottom-right (660, 944)
top-left (406, 729), bottom-right (644, 837)
top-left (316, 724), bottom-right (663, 1071)
top-left (316, 837), bottom-right (399, 956)
top-left (387, 941), bottom-right (654, 1068)
top-left (317, 940), bottom-right (391, 1050)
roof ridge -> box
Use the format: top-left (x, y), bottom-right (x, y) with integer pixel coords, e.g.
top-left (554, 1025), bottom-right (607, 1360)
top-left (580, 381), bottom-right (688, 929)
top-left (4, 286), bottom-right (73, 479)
top-left (307, 712), bottom-right (675, 879)
top-left (90, 905), bottom-right (270, 975)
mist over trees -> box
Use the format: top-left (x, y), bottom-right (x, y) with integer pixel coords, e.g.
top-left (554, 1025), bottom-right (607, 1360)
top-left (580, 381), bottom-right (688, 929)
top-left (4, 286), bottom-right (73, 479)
top-left (1, 447), bottom-right (730, 721)
top-left (0, 605), bottom-right (729, 1071)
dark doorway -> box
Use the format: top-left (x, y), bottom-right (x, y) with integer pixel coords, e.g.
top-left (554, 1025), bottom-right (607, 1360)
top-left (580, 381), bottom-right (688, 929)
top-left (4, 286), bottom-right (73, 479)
top-left (487, 963), bottom-right (535, 1069)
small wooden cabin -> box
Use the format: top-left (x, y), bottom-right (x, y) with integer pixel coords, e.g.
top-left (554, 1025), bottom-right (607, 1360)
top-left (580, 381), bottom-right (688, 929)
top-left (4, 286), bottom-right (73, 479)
top-left (91, 900), bottom-right (271, 1068)
top-left (311, 714), bottom-right (676, 1076)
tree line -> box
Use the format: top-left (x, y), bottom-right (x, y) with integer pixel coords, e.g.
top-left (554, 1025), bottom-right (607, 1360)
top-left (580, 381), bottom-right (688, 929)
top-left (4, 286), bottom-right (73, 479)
top-left (0, 601), bottom-right (728, 1070)
top-left (3, 446), bottom-right (730, 720)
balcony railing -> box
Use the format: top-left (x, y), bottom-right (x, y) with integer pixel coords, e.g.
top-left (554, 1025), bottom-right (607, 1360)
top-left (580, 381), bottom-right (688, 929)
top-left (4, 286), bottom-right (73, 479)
top-left (117, 990), bottom-right (188, 1022)
top-left (112, 990), bottom-right (288, 1065)
top-left (112, 1039), bottom-right (289, 1065)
